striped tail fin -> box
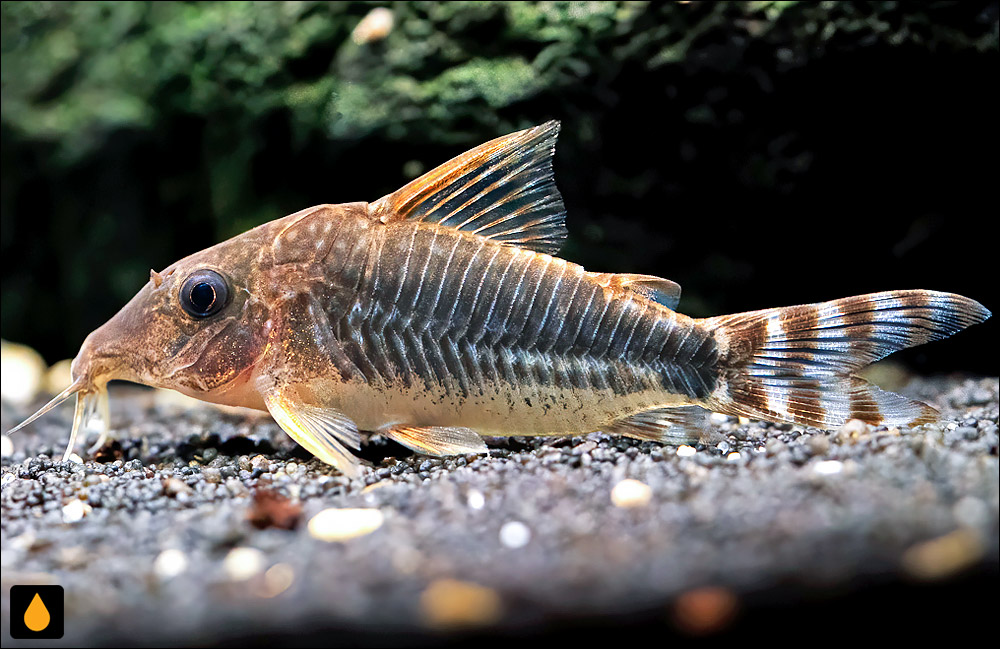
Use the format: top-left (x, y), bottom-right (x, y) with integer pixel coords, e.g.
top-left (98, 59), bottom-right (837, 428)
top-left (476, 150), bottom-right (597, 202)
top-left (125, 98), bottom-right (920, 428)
top-left (700, 290), bottom-right (991, 429)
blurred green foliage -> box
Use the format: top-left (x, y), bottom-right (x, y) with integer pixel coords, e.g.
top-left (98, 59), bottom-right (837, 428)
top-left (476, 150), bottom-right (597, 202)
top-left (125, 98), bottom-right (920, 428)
top-left (1, 1), bottom-right (997, 370)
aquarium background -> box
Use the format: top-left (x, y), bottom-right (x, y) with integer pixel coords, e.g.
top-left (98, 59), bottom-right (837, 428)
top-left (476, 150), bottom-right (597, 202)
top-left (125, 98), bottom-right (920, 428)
top-left (1, 1), bottom-right (996, 372)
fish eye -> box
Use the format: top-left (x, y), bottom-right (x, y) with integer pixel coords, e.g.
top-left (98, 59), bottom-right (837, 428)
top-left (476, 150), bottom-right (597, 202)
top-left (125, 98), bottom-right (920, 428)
top-left (179, 269), bottom-right (230, 318)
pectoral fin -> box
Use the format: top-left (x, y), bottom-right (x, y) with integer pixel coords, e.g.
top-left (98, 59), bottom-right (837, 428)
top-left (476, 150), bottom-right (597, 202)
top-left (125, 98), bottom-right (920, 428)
top-left (383, 425), bottom-right (488, 457)
top-left (261, 388), bottom-right (363, 478)
top-left (607, 406), bottom-right (709, 445)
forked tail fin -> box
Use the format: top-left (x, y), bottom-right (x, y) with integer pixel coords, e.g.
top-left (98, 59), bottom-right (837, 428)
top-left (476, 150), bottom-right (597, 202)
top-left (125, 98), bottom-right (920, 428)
top-left (699, 290), bottom-right (991, 429)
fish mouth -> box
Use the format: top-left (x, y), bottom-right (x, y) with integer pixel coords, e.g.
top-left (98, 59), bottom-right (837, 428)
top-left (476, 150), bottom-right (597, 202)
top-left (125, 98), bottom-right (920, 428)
top-left (6, 362), bottom-right (114, 462)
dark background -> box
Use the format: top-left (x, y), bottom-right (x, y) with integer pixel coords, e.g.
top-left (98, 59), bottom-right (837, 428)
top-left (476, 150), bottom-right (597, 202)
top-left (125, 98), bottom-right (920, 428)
top-left (2, 1), bottom-right (996, 373)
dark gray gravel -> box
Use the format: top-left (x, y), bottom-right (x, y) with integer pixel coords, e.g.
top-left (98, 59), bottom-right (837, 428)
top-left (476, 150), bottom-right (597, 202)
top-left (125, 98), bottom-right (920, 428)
top-left (2, 375), bottom-right (998, 645)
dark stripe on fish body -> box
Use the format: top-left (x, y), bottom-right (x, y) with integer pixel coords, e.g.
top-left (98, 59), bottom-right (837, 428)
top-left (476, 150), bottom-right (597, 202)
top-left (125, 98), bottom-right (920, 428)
top-left (326, 222), bottom-right (719, 402)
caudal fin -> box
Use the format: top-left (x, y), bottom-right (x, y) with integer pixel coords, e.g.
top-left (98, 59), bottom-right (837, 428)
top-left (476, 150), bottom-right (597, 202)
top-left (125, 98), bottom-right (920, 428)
top-left (700, 290), bottom-right (990, 429)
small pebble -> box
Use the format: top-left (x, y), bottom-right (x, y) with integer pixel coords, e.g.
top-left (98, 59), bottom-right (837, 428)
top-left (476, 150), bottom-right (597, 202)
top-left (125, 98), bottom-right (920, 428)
top-left (672, 586), bottom-right (739, 635)
top-left (499, 521), bottom-right (531, 548)
top-left (466, 489), bottom-right (485, 510)
top-left (765, 438), bottom-right (786, 456)
top-left (44, 359), bottom-right (74, 395)
top-left (1, 434), bottom-right (12, 458)
top-left (223, 546), bottom-right (266, 581)
top-left (836, 419), bottom-right (870, 443)
top-left (62, 498), bottom-right (92, 523)
top-left (154, 549), bottom-right (188, 579)
top-left (610, 479), bottom-right (652, 508)
top-left (676, 446), bottom-right (697, 458)
top-left (308, 508), bottom-right (384, 542)
top-left (902, 528), bottom-right (983, 580)
top-left (420, 579), bottom-right (502, 629)
top-left (163, 478), bottom-right (192, 496)
top-left (807, 434), bottom-right (831, 455)
top-left (813, 460), bottom-right (844, 475)
top-left (256, 563), bottom-right (295, 598)
top-left (0, 340), bottom-right (46, 405)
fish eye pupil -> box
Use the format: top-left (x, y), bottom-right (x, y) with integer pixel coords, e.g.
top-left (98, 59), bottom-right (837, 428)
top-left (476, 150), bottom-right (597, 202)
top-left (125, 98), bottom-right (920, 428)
top-left (180, 270), bottom-right (229, 318)
top-left (190, 282), bottom-right (216, 311)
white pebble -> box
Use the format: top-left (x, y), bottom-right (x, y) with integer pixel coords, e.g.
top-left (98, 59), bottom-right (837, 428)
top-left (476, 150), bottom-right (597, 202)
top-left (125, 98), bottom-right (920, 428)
top-left (499, 521), bottom-right (531, 548)
top-left (258, 563), bottom-right (295, 598)
top-left (466, 489), bottom-right (485, 510)
top-left (676, 445), bottom-right (697, 457)
top-left (223, 546), bottom-right (266, 581)
top-left (726, 452), bottom-right (742, 462)
top-left (814, 460), bottom-right (844, 475)
top-left (0, 340), bottom-right (46, 405)
top-left (308, 508), bottom-right (384, 542)
top-left (611, 479), bottom-right (652, 508)
top-left (62, 498), bottom-right (92, 523)
top-left (154, 549), bottom-right (188, 579)
top-left (1, 434), bottom-right (12, 458)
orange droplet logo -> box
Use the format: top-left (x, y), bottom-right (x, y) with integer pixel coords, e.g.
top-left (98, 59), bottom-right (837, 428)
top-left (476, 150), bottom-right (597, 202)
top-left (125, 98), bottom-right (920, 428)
top-left (24, 592), bottom-right (51, 632)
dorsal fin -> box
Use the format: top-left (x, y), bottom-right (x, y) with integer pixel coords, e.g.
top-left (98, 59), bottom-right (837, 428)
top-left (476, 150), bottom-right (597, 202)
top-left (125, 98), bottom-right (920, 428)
top-left (588, 272), bottom-right (682, 310)
top-left (369, 121), bottom-right (568, 255)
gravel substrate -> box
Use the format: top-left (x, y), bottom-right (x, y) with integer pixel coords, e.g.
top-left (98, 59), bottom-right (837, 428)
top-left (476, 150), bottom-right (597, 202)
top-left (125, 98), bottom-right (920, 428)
top-left (2, 375), bottom-right (998, 646)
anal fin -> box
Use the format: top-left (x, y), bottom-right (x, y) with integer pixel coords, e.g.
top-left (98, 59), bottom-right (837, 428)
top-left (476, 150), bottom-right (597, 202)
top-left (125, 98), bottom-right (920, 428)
top-left (261, 390), bottom-right (363, 478)
top-left (607, 406), bottom-right (709, 445)
top-left (383, 425), bottom-right (488, 457)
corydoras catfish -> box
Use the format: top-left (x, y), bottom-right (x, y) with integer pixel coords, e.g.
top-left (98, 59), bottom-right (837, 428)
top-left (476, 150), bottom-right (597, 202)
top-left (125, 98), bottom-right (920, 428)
top-left (9, 121), bottom-right (991, 477)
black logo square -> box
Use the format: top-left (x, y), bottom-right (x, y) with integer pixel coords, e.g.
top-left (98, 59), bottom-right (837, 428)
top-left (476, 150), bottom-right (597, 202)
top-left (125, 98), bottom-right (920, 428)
top-left (9, 585), bottom-right (64, 639)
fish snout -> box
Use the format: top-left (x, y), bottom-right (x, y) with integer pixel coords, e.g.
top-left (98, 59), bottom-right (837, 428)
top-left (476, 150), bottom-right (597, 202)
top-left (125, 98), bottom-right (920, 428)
top-left (70, 317), bottom-right (151, 389)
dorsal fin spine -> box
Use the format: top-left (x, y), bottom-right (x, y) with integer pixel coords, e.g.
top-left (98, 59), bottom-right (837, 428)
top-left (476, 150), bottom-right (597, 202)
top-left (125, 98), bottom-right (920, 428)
top-left (370, 121), bottom-right (567, 255)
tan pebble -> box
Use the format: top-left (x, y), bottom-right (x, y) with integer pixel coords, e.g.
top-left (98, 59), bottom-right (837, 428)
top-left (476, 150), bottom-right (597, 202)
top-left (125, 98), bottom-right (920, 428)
top-left (162, 477), bottom-right (192, 496)
top-left (44, 359), bottom-right (74, 395)
top-left (611, 478), bottom-right (653, 508)
top-left (836, 418), bottom-right (870, 443)
top-left (902, 528), bottom-right (983, 580)
top-left (420, 579), bottom-right (502, 629)
top-left (59, 546), bottom-right (88, 568)
top-left (352, 7), bottom-right (394, 44)
top-left (1, 340), bottom-right (46, 406)
top-left (255, 563), bottom-right (295, 598)
top-left (308, 508), bottom-right (384, 542)
top-left (672, 586), bottom-right (739, 635)
top-left (806, 434), bottom-right (830, 455)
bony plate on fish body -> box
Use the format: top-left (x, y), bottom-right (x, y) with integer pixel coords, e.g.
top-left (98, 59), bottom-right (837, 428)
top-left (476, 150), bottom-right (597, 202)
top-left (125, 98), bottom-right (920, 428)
top-left (9, 122), bottom-right (991, 477)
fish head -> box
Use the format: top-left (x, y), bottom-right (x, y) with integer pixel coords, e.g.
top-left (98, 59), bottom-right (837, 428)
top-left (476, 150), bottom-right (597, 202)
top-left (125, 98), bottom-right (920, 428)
top-left (76, 232), bottom-right (272, 399)
top-left (8, 226), bottom-right (274, 452)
